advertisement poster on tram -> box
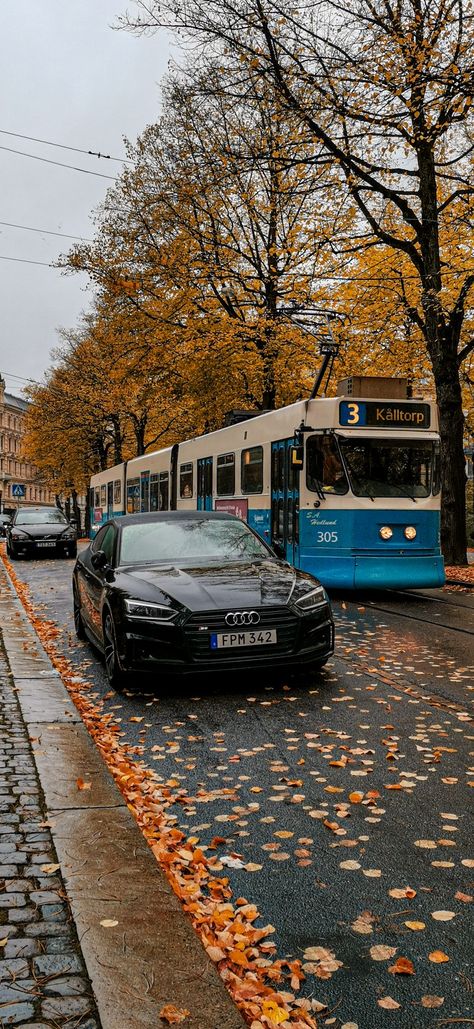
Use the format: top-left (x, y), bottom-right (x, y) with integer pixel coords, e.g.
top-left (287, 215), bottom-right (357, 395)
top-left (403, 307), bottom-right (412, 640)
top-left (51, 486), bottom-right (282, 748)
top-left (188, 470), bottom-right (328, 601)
top-left (215, 498), bottom-right (249, 520)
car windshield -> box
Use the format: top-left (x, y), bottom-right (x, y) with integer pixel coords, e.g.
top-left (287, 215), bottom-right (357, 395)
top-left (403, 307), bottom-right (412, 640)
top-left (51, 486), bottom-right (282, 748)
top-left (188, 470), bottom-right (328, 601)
top-left (15, 510), bottom-right (69, 525)
top-left (339, 438), bottom-right (439, 498)
top-left (119, 518), bottom-right (270, 565)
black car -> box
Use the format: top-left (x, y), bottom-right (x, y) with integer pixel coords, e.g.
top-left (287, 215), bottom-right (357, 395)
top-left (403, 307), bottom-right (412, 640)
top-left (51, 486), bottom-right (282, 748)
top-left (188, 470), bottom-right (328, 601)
top-left (0, 513), bottom-right (11, 538)
top-left (73, 511), bottom-right (334, 688)
top-left (6, 506), bottom-right (77, 559)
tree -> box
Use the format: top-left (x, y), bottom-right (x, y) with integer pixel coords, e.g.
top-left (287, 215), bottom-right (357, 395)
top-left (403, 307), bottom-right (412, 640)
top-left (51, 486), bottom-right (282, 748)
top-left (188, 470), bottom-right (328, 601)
top-left (61, 62), bottom-right (342, 414)
top-left (122, 0), bottom-right (474, 562)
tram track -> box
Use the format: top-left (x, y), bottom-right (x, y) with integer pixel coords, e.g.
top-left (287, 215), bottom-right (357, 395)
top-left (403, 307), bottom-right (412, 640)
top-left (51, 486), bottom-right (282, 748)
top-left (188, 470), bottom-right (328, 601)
top-left (333, 588), bottom-right (474, 637)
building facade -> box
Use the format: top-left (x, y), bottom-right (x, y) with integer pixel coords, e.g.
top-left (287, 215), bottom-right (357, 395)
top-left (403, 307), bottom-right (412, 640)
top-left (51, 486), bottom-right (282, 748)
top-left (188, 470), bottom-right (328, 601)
top-left (0, 374), bottom-right (56, 512)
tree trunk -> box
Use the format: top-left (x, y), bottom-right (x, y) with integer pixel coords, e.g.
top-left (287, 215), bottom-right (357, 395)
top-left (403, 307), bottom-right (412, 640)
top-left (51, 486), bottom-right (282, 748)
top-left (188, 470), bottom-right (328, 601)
top-left (71, 489), bottom-right (81, 535)
top-left (433, 350), bottom-right (467, 565)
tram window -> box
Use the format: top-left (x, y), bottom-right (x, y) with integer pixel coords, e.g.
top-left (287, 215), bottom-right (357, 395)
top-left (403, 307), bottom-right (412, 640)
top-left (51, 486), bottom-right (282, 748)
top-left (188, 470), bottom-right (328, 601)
top-left (217, 453), bottom-right (235, 495)
top-left (150, 474), bottom-right (159, 511)
top-left (180, 462), bottom-right (194, 499)
top-left (100, 484), bottom-right (107, 507)
top-left (94, 488), bottom-right (100, 508)
top-left (113, 480), bottom-right (121, 505)
top-left (241, 447), bottom-right (263, 494)
top-left (339, 439), bottom-right (435, 498)
top-left (307, 436), bottom-right (348, 494)
top-left (126, 478), bottom-right (140, 513)
top-left (159, 472), bottom-right (169, 510)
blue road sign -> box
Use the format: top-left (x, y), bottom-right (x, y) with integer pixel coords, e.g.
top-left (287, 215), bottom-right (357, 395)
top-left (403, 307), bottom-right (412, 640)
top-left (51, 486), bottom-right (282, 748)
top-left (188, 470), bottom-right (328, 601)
top-left (11, 484), bottom-right (26, 498)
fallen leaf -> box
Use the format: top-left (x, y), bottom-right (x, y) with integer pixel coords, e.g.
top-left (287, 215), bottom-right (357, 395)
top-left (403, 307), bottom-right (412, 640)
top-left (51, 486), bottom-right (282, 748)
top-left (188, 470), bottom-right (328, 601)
top-left (461, 858), bottom-right (474, 867)
top-left (363, 868), bottom-right (382, 878)
top-left (388, 886), bottom-right (416, 899)
top-left (274, 830), bottom-right (294, 839)
top-left (76, 778), bottom-right (91, 790)
top-left (0, 937), bottom-right (8, 948)
top-left (428, 950), bottom-right (449, 963)
top-left (455, 891), bottom-right (473, 903)
top-left (405, 921), bottom-right (425, 931)
top-left (245, 862), bottom-right (263, 872)
top-left (370, 945), bottom-right (397, 961)
top-left (388, 956), bottom-right (415, 975)
top-left (40, 863), bottom-right (60, 874)
top-left (340, 860), bottom-right (361, 870)
top-left (431, 910), bottom-right (455, 921)
top-left (414, 839), bottom-right (437, 849)
top-left (159, 1005), bottom-right (190, 1024)
top-left (99, 919), bottom-right (118, 928)
top-left (421, 995), bottom-right (444, 1008)
top-left (261, 999), bottom-right (288, 1024)
top-left (129, 716), bottom-right (144, 723)
top-left (377, 997), bottom-right (400, 1010)
top-left (348, 791), bottom-right (364, 803)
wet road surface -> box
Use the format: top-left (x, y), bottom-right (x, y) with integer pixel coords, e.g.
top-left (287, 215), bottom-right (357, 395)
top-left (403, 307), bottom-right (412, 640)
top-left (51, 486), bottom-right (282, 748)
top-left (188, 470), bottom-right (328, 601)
top-left (4, 549), bottom-right (474, 1029)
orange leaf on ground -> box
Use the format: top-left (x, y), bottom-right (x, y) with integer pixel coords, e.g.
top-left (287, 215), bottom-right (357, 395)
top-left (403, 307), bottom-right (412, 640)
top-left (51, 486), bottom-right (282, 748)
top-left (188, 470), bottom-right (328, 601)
top-left (388, 957), bottom-right (415, 975)
top-left (455, 891), bottom-right (473, 903)
top-left (421, 996), bottom-right (444, 1008)
top-left (159, 1004), bottom-right (190, 1024)
top-left (76, 778), bottom-right (91, 790)
top-left (377, 997), bottom-right (401, 1010)
top-left (429, 950), bottom-right (449, 963)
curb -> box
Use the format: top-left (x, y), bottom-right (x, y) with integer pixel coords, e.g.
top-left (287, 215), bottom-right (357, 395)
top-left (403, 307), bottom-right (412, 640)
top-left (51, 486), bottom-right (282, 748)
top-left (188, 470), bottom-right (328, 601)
top-left (0, 559), bottom-right (246, 1029)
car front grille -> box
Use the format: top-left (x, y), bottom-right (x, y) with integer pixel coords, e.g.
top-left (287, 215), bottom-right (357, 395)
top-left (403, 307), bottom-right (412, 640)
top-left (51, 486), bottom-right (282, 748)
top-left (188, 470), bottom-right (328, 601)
top-left (183, 607), bottom-right (299, 661)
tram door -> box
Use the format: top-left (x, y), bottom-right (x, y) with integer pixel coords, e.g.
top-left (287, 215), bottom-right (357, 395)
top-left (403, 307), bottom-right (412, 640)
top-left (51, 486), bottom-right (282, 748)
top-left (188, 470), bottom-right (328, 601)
top-left (197, 457), bottom-right (213, 510)
top-left (140, 471), bottom-right (150, 512)
top-left (107, 482), bottom-right (114, 518)
top-left (271, 440), bottom-right (300, 566)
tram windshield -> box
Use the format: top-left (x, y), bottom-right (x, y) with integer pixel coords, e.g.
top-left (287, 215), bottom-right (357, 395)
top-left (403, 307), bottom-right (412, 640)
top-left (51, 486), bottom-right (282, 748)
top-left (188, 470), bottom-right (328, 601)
top-left (338, 438), bottom-right (440, 498)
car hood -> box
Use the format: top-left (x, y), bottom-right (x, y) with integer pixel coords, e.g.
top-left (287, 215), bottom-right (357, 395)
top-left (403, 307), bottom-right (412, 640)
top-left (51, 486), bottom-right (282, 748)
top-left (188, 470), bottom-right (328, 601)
top-left (115, 559), bottom-right (307, 611)
top-left (13, 524), bottom-right (71, 538)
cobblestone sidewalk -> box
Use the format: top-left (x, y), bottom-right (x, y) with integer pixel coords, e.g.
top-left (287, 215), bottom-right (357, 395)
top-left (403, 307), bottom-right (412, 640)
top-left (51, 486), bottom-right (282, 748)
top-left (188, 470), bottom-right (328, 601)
top-left (0, 644), bottom-right (101, 1029)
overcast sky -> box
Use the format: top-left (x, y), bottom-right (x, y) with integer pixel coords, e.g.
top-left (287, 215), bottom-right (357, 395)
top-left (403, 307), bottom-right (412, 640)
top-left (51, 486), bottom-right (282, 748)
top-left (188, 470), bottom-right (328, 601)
top-left (0, 1), bottom-right (170, 398)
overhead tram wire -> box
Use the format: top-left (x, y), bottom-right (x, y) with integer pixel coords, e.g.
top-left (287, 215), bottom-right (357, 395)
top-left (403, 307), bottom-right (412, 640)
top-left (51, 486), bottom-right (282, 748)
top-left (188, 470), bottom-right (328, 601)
top-left (0, 145), bottom-right (117, 180)
top-left (0, 220), bottom-right (93, 242)
top-left (0, 128), bottom-right (132, 164)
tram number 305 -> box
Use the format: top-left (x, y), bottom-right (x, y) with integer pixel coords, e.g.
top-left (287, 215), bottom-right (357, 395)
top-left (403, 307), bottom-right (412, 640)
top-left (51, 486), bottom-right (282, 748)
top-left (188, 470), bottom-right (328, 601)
top-left (317, 531), bottom-right (338, 543)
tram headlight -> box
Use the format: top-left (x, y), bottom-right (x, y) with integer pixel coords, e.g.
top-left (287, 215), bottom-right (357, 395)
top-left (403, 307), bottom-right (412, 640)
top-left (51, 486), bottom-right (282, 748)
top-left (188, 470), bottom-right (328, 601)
top-left (379, 526), bottom-right (393, 541)
top-left (404, 525), bottom-right (417, 540)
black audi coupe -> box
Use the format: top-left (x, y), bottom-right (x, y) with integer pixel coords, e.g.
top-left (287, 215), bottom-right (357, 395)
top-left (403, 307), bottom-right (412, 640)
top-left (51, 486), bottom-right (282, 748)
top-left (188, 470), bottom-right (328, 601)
top-left (72, 511), bottom-right (334, 688)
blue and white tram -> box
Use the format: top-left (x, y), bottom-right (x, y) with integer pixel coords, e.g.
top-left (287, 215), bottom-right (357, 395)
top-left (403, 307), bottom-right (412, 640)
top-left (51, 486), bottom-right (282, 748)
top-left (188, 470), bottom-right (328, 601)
top-left (89, 382), bottom-right (445, 589)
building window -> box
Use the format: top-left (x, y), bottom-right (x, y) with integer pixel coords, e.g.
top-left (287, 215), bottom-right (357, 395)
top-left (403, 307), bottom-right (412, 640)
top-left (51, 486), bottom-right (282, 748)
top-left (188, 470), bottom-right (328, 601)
top-left (241, 447), bottom-right (264, 494)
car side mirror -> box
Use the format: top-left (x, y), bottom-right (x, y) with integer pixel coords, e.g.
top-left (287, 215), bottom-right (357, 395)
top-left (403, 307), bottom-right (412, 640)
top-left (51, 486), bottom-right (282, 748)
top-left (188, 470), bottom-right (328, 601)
top-left (272, 541), bottom-right (286, 560)
top-left (91, 550), bottom-right (108, 571)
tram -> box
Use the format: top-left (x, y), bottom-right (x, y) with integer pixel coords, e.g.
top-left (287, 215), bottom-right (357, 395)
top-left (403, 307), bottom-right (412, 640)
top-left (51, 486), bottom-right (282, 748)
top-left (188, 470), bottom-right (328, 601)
top-left (89, 376), bottom-right (445, 590)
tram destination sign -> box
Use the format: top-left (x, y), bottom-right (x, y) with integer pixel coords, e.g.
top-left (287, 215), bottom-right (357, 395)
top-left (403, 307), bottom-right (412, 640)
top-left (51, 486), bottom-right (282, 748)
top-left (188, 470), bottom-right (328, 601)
top-left (339, 400), bottom-right (431, 429)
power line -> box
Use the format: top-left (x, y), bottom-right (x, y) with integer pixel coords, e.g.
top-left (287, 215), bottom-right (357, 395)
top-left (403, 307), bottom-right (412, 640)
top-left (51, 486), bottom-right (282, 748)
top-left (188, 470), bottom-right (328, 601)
top-left (0, 128), bottom-right (131, 164)
top-left (0, 144), bottom-right (117, 181)
top-left (0, 220), bottom-right (93, 242)
top-left (0, 255), bottom-right (54, 267)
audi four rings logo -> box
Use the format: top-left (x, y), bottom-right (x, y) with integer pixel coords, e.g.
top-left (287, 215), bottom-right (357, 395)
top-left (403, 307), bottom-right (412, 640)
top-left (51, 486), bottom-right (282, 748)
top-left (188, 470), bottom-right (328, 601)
top-left (225, 610), bottom-right (260, 626)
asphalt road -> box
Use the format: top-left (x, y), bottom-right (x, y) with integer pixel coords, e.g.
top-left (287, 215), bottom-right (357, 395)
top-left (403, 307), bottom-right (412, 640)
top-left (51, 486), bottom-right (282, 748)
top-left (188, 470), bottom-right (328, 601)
top-left (6, 550), bottom-right (474, 1029)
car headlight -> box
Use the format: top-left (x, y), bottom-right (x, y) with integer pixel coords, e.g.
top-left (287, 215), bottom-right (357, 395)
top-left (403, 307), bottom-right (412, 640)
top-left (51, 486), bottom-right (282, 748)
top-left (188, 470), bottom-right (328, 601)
top-left (62, 531), bottom-right (76, 539)
top-left (124, 599), bottom-right (177, 622)
top-left (404, 526), bottom-right (417, 540)
top-left (11, 530), bottom-right (26, 539)
top-left (379, 526), bottom-right (393, 540)
top-left (294, 585), bottom-right (327, 611)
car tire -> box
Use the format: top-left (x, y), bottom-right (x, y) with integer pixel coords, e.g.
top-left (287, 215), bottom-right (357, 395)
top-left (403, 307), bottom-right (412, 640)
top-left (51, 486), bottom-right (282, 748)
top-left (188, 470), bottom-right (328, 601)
top-left (73, 584), bottom-right (86, 640)
top-left (103, 609), bottom-right (128, 690)
top-left (68, 545), bottom-right (77, 559)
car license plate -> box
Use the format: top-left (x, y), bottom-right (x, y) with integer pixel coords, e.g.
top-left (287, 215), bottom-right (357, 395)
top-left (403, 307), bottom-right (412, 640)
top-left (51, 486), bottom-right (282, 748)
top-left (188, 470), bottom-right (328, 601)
top-left (210, 629), bottom-right (277, 649)
top-left (37, 541), bottom-right (55, 548)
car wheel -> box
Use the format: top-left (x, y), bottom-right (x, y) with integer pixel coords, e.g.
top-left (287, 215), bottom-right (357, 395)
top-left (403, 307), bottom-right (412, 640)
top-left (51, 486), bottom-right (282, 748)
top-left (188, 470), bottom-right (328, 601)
top-left (103, 610), bottom-right (128, 689)
top-left (73, 584), bottom-right (86, 640)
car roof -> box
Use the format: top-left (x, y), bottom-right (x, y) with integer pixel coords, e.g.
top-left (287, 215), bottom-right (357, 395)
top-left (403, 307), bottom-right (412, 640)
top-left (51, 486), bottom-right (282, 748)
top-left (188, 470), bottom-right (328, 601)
top-left (111, 510), bottom-right (239, 528)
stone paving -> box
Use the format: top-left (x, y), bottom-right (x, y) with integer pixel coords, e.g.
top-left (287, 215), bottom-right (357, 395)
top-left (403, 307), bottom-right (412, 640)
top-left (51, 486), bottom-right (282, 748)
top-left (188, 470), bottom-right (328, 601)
top-left (0, 644), bottom-right (101, 1029)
